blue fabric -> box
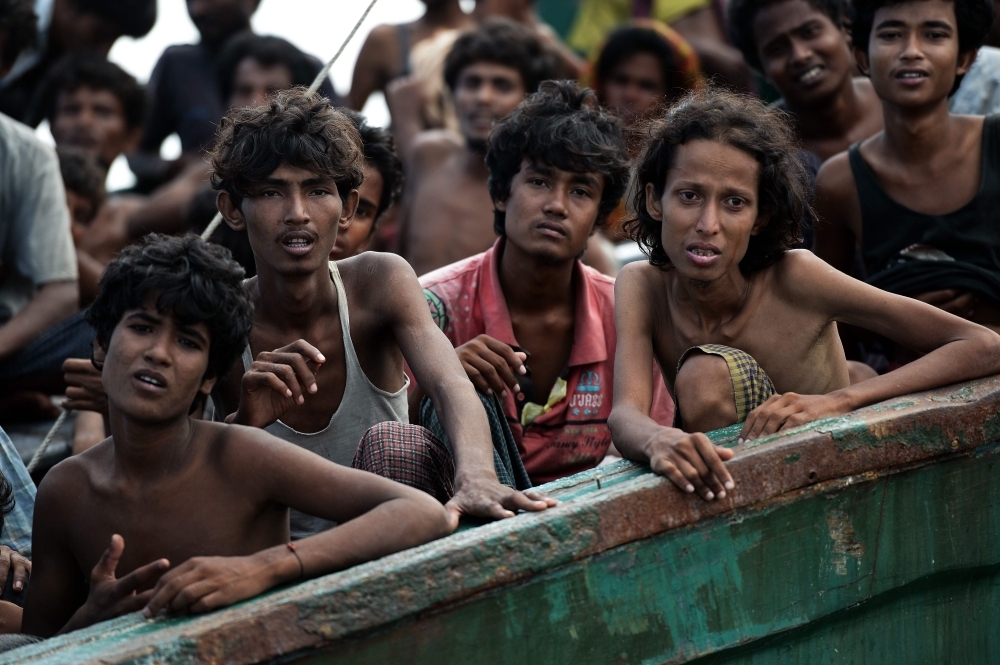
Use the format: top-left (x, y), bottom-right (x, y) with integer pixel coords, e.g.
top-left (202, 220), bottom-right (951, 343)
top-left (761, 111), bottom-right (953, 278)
top-left (0, 310), bottom-right (93, 382)
top-left (0, 428), bottom-right (34, 558)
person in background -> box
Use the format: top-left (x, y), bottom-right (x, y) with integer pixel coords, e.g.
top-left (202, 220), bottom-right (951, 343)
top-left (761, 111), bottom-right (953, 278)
top-left (129, 0), bottom-right (338, 193)
top-left (414, 81), bottom-right (674, 485)
top-left (0, 0), bottom-right (155, 125)
top-left (329, 110), bottom-right (404, 261)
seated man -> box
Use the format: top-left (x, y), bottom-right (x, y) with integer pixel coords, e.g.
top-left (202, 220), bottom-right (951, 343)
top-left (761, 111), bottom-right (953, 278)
top-left (42, 55), bottom-right (147, 268)
top-left (57, 148), bottom-right (106, 306)
top-left (329, 110), bottom-right (403, 261)
top-left (414, 81), bottom-right (675, 485)
top-left (21, 234), bottom-right (452, 637)
top-left (610, 89), bottom-right (1000, 501)
top-left (209, 89), bottom-right (553, 538)
top-left (727, 0), bottom-right (884, 163)
top-left (397, 19), bottom-right (615, 277)
top-left (814, 0), bottom-right (1000, 339)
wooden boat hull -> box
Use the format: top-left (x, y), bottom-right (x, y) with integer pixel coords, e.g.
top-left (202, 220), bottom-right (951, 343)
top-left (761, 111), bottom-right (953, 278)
top-left (5, 378), bottom-right (1000, 664)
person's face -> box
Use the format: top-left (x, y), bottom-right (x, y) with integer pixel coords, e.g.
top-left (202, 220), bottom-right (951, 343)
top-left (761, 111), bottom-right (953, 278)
top-left (753, 0), bottom-right (853, 106)
top-left (602, 52), bottom-right (667, 121)
top-left (453, 62), bottom-right (526, 147)
top-left (51, 87), bottom-right (137, 169)
top-left (186, 0), bottom-right (257, 46)
top-left (229, 57), bottom-right (294, 109)
top-left (50, 0), bottom-right (119, 54)
top-left (330, 163), bottom-right (383, 260)
top-left (66, 190), bottom-right (96, 242)
top-left (646, 140), bottom-right (763, 283)
top-left (857, 0), bottom-right (975, 108)
top-left (498, 159), bottom-right (604, 263)
top-left (218, 163), bottom-right (359, 278)
top-left (102, 301), bottom-right (216, 424)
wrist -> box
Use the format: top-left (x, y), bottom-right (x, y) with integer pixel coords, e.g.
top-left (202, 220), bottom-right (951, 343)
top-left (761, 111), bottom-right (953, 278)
top-left (641, 427), bottom-right (678, 461)
top-left (256, 547), bottom-right (301, 588)
top-left (453, 464), bottom-right (499, 490)
top-left (829, 388), bottom-right (860, 414)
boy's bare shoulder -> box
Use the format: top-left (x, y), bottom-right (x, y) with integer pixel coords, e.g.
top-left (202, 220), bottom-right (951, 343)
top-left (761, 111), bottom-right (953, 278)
top-left (617, 260), bottom-right (669, 294)
top-left (814, 149), bottom-right (855, 194)
top-left (34, 440), bottom-right (111, 509)
top-left (337, 251), bottom-right (416, 284)
top-left (769, 249), bottom-right (842, 299)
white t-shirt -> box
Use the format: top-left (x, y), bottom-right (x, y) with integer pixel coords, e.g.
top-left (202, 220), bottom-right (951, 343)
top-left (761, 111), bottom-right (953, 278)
top-left (0, 112), bottom-right (77, 323)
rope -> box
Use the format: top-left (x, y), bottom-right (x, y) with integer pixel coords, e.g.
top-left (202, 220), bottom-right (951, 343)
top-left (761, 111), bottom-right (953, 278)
top-left (201, 0), bottom-right (380, 242)
top-left (27, 408), bottom-right (68, 474)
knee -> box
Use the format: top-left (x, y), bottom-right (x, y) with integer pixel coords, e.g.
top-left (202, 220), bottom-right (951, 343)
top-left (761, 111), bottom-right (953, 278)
top-left (675, 353), bottom-right (737, 431)
top-left (847, 360), bottom-right (878, 385)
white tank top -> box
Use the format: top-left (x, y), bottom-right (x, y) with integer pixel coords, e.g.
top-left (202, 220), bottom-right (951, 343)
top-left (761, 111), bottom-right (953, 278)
top-left (241, 261), bottom-right (409, 538)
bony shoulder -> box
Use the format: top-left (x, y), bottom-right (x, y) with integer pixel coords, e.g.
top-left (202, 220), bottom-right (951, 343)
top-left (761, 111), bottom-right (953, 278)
top-left (771, 249), bottom-right (837, 292)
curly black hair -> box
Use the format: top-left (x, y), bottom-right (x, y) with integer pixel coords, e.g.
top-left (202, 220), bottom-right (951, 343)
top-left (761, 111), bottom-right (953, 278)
top-left (0, 0), bottom-right (36, 72)
top-left (209, 87), bottom-right (364, 209)
top-left (216, 33), bottom-right (321, 104)
top-left (626, 88), bottom-right (808, 274)
top-left (341, 109), bottom-right (403, 224)
top-left (87, 234), bottom-right (254, 381)
top-left (38, 54), bottom-right (146, 130)
top-left (58, 147), bottom-right (106, 223)
top-left (851, 0), bottom-right (994, 56)
top-left (485, 80), bottom-right (630, 236)
top-left (727, 0), bottom-right (850, 72)
top-left (444, 18), bottom-right (558, 94)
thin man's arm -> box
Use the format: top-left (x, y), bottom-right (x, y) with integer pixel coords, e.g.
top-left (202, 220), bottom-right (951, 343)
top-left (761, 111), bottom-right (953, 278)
top-left (0, 281), bottom-right (78, 362)
top-left (813, 152), bottom-right (861, 274)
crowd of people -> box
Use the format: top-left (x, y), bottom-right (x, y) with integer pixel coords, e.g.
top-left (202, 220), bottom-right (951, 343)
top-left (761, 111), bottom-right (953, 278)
top-left (0, 0), bottom-right (997, 643)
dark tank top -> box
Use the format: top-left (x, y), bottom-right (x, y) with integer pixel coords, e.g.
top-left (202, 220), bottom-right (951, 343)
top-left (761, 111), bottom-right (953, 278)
top-left (848, 114), bottom-right (1000, 276)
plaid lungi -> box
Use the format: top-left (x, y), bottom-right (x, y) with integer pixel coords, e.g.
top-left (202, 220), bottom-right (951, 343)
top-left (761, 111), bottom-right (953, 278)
top-left (353, 423), bottom-right (455, 504)
top-left (675, 344), bottom-right (776, 424)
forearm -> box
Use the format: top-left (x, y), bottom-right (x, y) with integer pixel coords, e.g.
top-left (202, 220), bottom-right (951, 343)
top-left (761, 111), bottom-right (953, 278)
top-left (0, 281), bottom-right (78, 362)
top-left (609, 405), bottom-right (677, 463)
top-left (423, 373), bottom-right (496, 478)
top-left (832, 331), bottom-right (1000, 410)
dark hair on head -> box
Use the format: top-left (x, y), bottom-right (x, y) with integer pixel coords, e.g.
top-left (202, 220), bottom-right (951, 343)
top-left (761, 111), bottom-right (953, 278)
top-left (626, 88), bottom-right (808, 274)
top-left (72, 0), bottom-right (156, 37)
top-left (58, 147), bottom-right (106, 223)
top-left (0, 0), bottom-right (37, 71)
top-left (444, 18), bottom-right (558, 94)
top-left (216, 33), bottom-right (321, 104)
top-left (87, 234), bottom-right (254, 381)
top-left (851, 0), bottom-right (994, 60)
top-left (341, 109), bottom-right (403, 225)
top-left (727, 0), bottom-right (849, 72)
top-left (189, 186), bottom-right (256, 278)
top-left (486, 80), bottom-right (630, 236)
top-left (209, 87), bottom-right (365, 208)
top-left (38, 54), bottom-right (146, 130)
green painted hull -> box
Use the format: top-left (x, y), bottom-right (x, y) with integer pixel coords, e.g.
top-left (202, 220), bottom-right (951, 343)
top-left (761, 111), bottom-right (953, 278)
top-left (5, 379), bottom-right (1000, 664)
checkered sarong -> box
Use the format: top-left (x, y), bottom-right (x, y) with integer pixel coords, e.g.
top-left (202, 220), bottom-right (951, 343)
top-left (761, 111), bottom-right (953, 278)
top-left (352, 423), bottom-right (455, 504)
top-left (676, 344), bottom-right (776, 423)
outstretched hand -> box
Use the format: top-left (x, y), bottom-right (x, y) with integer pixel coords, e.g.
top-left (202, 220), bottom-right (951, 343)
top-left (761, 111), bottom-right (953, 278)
top-left (445, 470), bottom-right (556, 527)
top-left (739, 392), bottom-right (852, 443)
top-left (230, 340), bottom-right (326, 429)
top-left (646, 429), bottom-right (735, 501)
top-left (63, 535), bottom-right (168, 633)
top-left (455, 335), bottom-right (528, 399)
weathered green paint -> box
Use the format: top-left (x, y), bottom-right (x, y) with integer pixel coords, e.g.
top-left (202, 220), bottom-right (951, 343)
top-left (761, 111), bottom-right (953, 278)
top-left (4, 378), bottom-right (1000, 664)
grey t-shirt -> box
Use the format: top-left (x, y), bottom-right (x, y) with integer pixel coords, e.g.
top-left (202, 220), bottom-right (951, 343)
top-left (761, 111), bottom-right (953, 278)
top-left (0, 112), bottom-right (77, 323)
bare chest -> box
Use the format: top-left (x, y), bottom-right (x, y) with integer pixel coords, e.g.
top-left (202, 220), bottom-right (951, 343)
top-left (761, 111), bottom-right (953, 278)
top-left (408, 170), bottom-right (496, 273)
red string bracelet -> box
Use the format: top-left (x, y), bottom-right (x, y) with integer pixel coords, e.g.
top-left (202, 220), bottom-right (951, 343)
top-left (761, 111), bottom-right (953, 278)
top-left (286, 542), bottom-right (304, 579)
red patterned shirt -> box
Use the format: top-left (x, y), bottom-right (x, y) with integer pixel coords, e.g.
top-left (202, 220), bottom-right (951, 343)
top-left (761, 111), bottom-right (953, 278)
top-left (418, 239), bottom-right (674, 485)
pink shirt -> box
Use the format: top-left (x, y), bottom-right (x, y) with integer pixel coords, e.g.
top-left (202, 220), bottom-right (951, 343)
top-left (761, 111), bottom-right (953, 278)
top-left (418, 240), bottom-right (674, 485)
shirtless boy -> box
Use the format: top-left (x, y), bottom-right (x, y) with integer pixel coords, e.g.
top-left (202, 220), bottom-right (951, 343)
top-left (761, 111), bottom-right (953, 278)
top-left (814, 0), bottom-right (1000, 334)
top-left (415, 81), bottom-right (674, 485)
top-left (727, 0), bottom-right (884, 162)
top-left (329, 110), bottom-right (403, 261)
top-left (21, 234), bottom-right (450, 637)
top-left (398, 19), bottom-right (558, 277)
top-left (210, 89), bottom-right (552, 537)
top-left (610, 90), bottom-right (1000, 501)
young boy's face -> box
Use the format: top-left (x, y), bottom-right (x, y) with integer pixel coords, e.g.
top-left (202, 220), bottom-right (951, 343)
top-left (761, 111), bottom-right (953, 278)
top-left (222, 162), bottom-right (358, 278)
top-left (454, 62), bottom-right (527, 148)
top-left (752, 0), bottom-right (853, 107)
top-left (498, 159), bottom-right (604, 263)
top-left (52, 86), bottom-right (136, 169)
top-left (602, 52), bottom-right (666, 121)
top-left (859, 0), bottom-right (972, 107)
top-left (646, 139), bottom-right (762, 282)
top-left (102, 300), bottom-right (215, 424)
top-left (329, 162), bottom-right (383, 261)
